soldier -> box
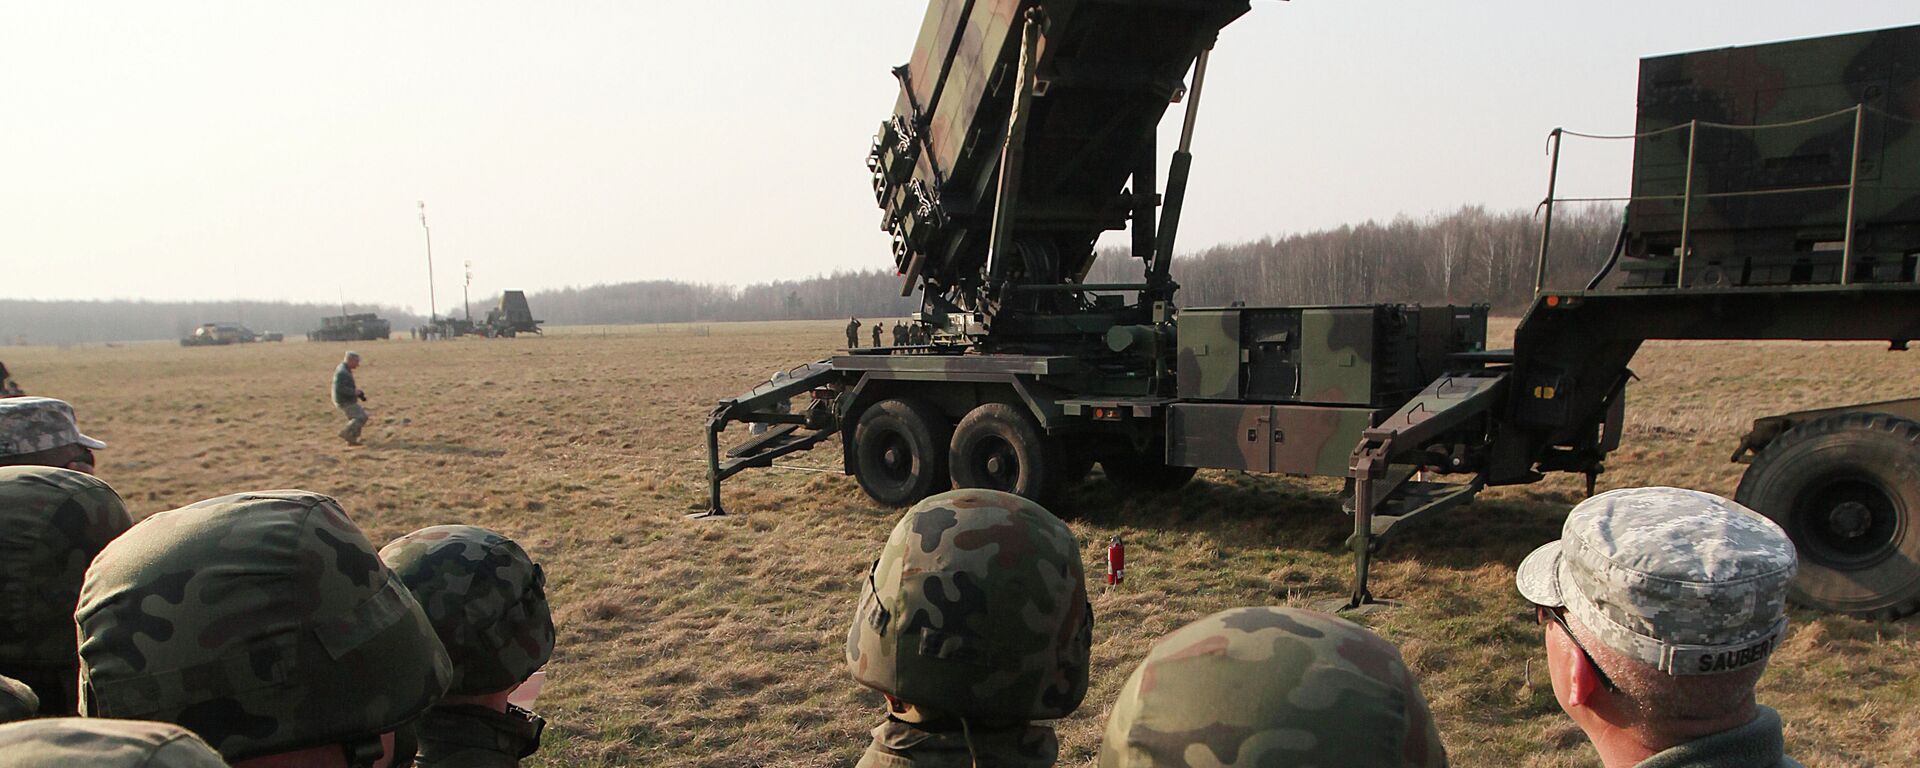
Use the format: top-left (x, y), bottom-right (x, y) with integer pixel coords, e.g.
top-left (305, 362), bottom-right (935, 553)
top-left (76, 491), bottom-right (452, 766)
top-left (1516, 487), bottom-right (1800, 768)
top-left (0, 674), bottom-right (39, 723)
top-left (846, 489), bottom-right (1092, 768)
top-left (0, 361), bottom-right (23, 397)
top-left (848, 316), bottom-right (863, 349)
top-left (0, 396), bottom-right (106, 473)
top-left (0, 718), bottom-right (228, 767)
top-left (380, 525), bottom-right (556, 768)
top-left (0, 466), bottom-right (133, 715)
top-left (892, 321), bottom-right (907, 346)
top-left (333, 350), bottom-right (369, 445)
top-left (1098, 606), bottom-right (1447, 767)
top-left (873, 321), bottom-right (884, 348)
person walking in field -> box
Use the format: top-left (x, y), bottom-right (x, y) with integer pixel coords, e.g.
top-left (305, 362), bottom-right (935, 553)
top-left (333, 351), bottom-right (369, 446)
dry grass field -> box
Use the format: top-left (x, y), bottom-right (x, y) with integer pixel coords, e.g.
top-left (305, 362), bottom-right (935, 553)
top-left (5, 318), bottom-right (1918, 767)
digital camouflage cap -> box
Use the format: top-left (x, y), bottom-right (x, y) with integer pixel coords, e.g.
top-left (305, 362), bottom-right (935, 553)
top-left (0, 466), bottom-right (133, 667)
top-left (75, 491), bottom-right (452, 761)
top-left (847, 488), bottom-right (1092, 722)
top-left (380, 525), bottom-right (555, 696)
top-left (0, 674), bottom-right (39, 723)
top-left (1516, 486), bottom-right (1797, 676)
top-left (0, 397), bottom-right (106, 457)
top-left (1099, 607), bottom-right (1447, 768)
top-left (0, 718), bottom-right (228, 767)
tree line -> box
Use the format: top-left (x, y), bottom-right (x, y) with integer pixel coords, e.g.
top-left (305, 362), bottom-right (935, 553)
top-left (5, 204), bottom-right (1618, 345)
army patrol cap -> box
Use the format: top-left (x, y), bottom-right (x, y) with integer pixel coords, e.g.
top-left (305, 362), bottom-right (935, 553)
top-left (0, 718), bottom-right (228, 767)
top-left (1099, 607), bottom-right (1446, 768)
top-left (0, 674), bottom-right (39, 723)
top-left (1516, 487), bottom-right (1797, 676)
top-left (76, 491), bottom-right (452, 761)
top-left (0, 466), bottom-right (133, 667)
top-left (847, 489), bottom-right (1092, 722)
top-left (0, 397), bottom-right (106, 457)
top-left (381, 525), bottom-right (556, 695)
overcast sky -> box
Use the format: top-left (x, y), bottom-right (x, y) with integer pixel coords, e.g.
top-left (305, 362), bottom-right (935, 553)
top-left (2, 2), bottom-right (1913, 312)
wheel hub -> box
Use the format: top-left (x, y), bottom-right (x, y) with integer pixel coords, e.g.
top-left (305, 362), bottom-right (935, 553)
top-left (1827, 501), bottom-right (1874, 540)
top-left (884, 446), bottom-right (904, 470)
top-left (985, 455), bottom-right (1004, 475)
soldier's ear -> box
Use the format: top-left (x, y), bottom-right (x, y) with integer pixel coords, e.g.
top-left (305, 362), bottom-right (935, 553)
top-left (1563, 640), bottom-right (1604, 708)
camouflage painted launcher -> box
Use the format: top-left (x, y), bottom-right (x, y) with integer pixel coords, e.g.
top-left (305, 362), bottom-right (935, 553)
top-left (1609, 24), bottom-right (1920, 289)
top-left (868, 0), bottom-right (1250, 325)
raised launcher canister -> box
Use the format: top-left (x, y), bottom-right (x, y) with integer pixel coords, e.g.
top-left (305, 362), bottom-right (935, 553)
top-left (868, 0), bottom-right (1250, 344)
top-left (1612, 23), bottom-right (1920, 289)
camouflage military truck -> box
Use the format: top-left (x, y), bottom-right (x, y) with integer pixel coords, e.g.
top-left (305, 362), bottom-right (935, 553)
top-left (178, 323), bottom-right (257, 347)
top-left (706, 13), bottom-right (1920, 619)
top-left (307, 312), bottom-right (391, 342)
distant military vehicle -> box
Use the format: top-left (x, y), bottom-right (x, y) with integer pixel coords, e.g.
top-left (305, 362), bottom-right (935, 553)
top-left (179, 322), bottom-right (257, 347)
top-left (259, 331), bottom-right (285, 342)
top-left (705, 11), bottom-right (1920, 618)
top-left (308, 313), bottom-right (391, 342)
top-left (482, 291), bottom-right (542, 337)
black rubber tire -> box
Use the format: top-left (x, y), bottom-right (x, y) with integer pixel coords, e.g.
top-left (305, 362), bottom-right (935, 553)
top-left (851, 398), bottom-right (952, 507)
top-left (1735, 413), bottom-right (1920, 620)
top-left (949, 403), bottom-right (1065, 506)
top-left (1100, 447), bottom-right (1198, 493)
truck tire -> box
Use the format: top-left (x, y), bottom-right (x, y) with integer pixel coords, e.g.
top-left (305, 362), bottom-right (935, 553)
top-left (1735, 413), bottom-right (1920, 620)
top-left (852, 398), bottom-right (952, 507)
top-left (949, 403), bottom-right (1065, 507)
top-left (1100, 448), bottom-right (1197, 493)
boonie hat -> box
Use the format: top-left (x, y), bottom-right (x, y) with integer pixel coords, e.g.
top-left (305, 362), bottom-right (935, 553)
top-left (1516, 487), bottom-right (1797, 676)
top-left (0, 397), bottom-right (106, 456)
top-left (0, 718), bottom-right (228, 767)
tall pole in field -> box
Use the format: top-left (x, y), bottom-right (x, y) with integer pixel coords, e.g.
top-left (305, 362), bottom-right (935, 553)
top-left (463, 261), bottom-right (473, 322)
top-left (419, 201), bottom-right (438, 324)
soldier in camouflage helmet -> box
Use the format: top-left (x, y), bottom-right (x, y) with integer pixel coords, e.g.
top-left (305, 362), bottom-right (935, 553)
top-left (1516, 487), bottom-right (1801, 768)
top-left (846, 488), bottom-right (1092, 768)
top-left (0, 674), bottom-right (40, 723)
top-left (381, 525), bottom-right (555, 767)
top-left (0, 718), bottom-right (228, 767)
top-left (1099, 606), bottom-right (1447, 768)
top-left (76, 491), bottom-right (452, 767)
top-left (0, 465), bottom-right (134, 715)
top-left (0, 396), bottom-right (106, 473)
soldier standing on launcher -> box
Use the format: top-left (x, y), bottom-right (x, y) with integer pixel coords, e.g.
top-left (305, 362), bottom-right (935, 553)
top-left (847, 316), bottom-right (863, 349)
top-left (846, 489), bottom-right (1092, 767)
top-left (333, 350), bottom-right (369, 445)
top-left (873, 321), bottom-right (883, 348)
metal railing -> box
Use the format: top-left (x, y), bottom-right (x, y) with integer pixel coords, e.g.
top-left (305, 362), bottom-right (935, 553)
top-left (1535, 104), bottom-right (1872, 293)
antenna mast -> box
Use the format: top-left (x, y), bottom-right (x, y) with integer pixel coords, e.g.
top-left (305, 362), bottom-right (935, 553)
top-left (419, 201), bottom-right (437, 323)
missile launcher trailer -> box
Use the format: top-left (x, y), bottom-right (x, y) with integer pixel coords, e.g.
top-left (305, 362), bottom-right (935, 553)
top-left (705, 11), bottom-right (1920, 619)
top-left (484, 291), bottom-right (543, 337)
top-left (308, 313), bottom-right (391, 342)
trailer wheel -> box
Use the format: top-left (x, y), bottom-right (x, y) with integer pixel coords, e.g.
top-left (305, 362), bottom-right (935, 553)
top-left (1100, 448), bottom-right (1197, 493)
top-left (1735, 413), bottom-right (1920, 620)
top-left (852, 398), bottom-right (952, 507)
top-left (949, 403), bottom-right (1065, 506)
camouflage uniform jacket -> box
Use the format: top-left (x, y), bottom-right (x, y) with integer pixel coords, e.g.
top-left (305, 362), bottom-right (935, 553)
top-left (1636, 706), bottom-right (1802, 768)
top-left (332, 363), bottom-right (358, 405)
top-left (415, 703), bottom-right (545, 768)
top-left (856, 717), bottom-right (1057, 768)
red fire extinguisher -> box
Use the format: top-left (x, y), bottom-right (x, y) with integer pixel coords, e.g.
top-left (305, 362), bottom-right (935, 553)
top-left (1106, 536), bottom-right (1125, 586)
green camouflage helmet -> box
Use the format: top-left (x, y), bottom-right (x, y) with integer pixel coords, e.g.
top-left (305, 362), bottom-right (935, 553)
top-left (380, 525), bottom-right (555, 696)
top-left (1100, 607), bottom-right (1447, 768)
top-left (0, 466), bottom-right (133, 666)
top-left (0, 718), bottom-right (228, 767)
top-left (75, 491), bottom-right (452, 761)
top-left (846, 488), bottom-right (1092, 722)
top-left (0, 674), bottom-right (39, 723)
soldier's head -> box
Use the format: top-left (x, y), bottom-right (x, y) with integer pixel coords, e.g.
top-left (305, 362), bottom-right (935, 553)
top-left (847, 489), bottom-right (1092, 724)
top-left (380, 525), bottom-right (555, 697)
top-left (76, 491), bottom-right (451, 767)
top-left (1516, 487), bottom-right (1796, 748)
top-left (1099, 607), bottom-right (1446, 768)
top-left (0, 674), bottom-right (39, 724)
top-left (0, 397), bottom-right (106, 474)
top-left (0, 718), bottom-right (229, 767)
top-left (0, 466), bottom-right (133, 715)
top-left (343, 351), bottom-right (361, 369)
